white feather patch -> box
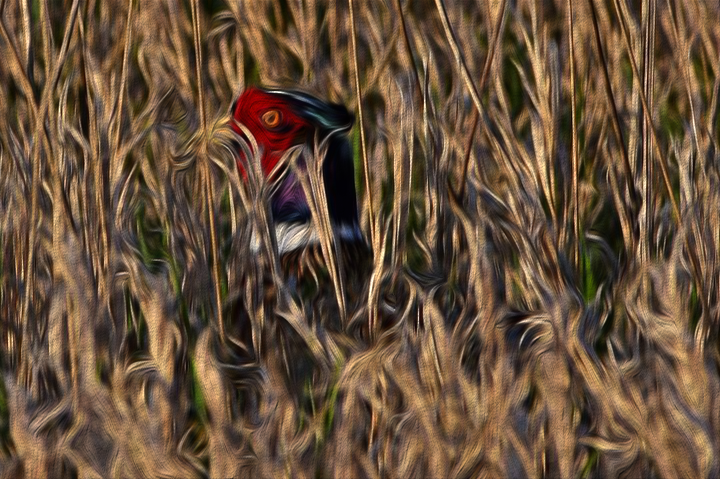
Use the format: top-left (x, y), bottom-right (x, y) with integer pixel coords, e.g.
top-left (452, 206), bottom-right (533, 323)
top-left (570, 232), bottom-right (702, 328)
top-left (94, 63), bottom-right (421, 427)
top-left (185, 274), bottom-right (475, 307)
top-left (251, 222), bottom-right (364, 254)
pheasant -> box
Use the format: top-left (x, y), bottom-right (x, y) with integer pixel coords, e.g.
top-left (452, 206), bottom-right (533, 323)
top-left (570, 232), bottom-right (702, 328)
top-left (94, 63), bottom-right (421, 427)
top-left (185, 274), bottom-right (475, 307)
top-left (230, 87), bottom-right (369, 293)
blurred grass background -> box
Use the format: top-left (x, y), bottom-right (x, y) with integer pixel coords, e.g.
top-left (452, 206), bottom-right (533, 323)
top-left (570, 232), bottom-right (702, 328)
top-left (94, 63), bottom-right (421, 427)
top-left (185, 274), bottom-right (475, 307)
top-left (1, 0), bottom-right (720, 477)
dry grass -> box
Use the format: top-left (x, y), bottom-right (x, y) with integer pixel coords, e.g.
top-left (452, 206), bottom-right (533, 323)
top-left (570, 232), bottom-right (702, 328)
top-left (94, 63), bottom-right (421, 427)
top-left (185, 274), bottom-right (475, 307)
top-left (1, 0), bottom-right (720, 477)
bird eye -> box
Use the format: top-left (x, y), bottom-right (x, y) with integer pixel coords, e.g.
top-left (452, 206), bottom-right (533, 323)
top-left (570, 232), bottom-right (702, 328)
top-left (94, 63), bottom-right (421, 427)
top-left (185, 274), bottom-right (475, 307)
top-left (261, 109), bottom-right (282, 129)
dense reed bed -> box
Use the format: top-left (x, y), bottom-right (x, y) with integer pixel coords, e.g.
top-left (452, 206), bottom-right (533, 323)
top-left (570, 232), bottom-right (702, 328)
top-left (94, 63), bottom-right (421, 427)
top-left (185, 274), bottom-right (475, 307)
top-left (1, 0), bottom-right (719, 477)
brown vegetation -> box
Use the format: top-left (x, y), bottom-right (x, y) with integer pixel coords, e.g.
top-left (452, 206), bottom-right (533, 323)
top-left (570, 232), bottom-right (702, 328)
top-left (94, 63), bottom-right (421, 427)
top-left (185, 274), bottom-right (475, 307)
top-left (1, 0), bottom-right (720, 477)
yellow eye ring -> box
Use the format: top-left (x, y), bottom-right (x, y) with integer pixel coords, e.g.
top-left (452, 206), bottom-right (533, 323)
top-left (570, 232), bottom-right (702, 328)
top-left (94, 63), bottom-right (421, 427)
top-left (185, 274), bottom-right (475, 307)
top-left (261, 109), bottom-right (282, 128)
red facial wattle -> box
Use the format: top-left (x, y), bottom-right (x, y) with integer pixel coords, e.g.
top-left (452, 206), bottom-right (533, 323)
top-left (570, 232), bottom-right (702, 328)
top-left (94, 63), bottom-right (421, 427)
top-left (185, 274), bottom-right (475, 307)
top-left (231, 87), bottom-right (312, 179)
top-left (230, 87), bottom-right (361, 247)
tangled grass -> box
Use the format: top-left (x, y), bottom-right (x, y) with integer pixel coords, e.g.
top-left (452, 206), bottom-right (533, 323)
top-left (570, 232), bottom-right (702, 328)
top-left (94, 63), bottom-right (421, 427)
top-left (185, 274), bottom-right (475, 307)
top-left (1, 0), bottom-right (720, 477)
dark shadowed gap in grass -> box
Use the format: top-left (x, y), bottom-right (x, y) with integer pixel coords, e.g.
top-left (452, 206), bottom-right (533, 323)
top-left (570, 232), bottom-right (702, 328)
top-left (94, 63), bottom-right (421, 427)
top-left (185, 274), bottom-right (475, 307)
top-left (381, 145), bottom-right (394, 218)
top-left (659, 92), bottom-right (684, 139)
top-left (580, 447), bottom-right (599, 479)
top-left (6, 80), bottom-right (24, 128)
top-left (559, 96), bottom-right (573, 151)
top-left (187, 356), bottom-right (211, 474)
top-left (352, 126), bottom-right (362, 197)
top-left (592, 301), bottom-right (615, 361)
top-left (243, 51), bottom-right (261, 87)
top-left (190, 355), bottom-right (208, 424)
top-left (502, 28), bottom-right (527, 119)
top-left (95, 357), bottom-right (110, 385)
top-left (165, 224), bottom-right (192, 336)
top-left (298, 270), bottom-right (322, 302)
top-left (689, 284), bottom-right (701, 337)
top-left (691, 54), bottom-right (711, 107)
top-left (669, 150), bottom-right (681, 213)
top-left (322, 357), bottom-right (342, 442)
top-left (621, 56), bottom-right (633, 90)
top-left (30, 0), bottom-right (40, 25)
top-left (135, 203), bottom-right (166, 274)
top-left (265, 0), bottom-right (294, 35)
top-left (0, 375), bottom-right (10, 457)
top-left (298, 378), bottom-right (311, 433)
top-left (581, 254), bottom-right (595, 305)
top-left (590, 200), bottom-right (624, 268)
top-left (316, 3), bottom-right (332, 62)
top-left (125, 288), bottom-right (147, 352)
top-left (218, 186), bottom-right (233, 300)
top-left (201, 0), bottom-right (225, 16)
top-left (580, 238), bottom-right (604, 304)
top-left (33, 1), bottom-right (67, 56)
top-left (0, 232), bottom-right (3, 307)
